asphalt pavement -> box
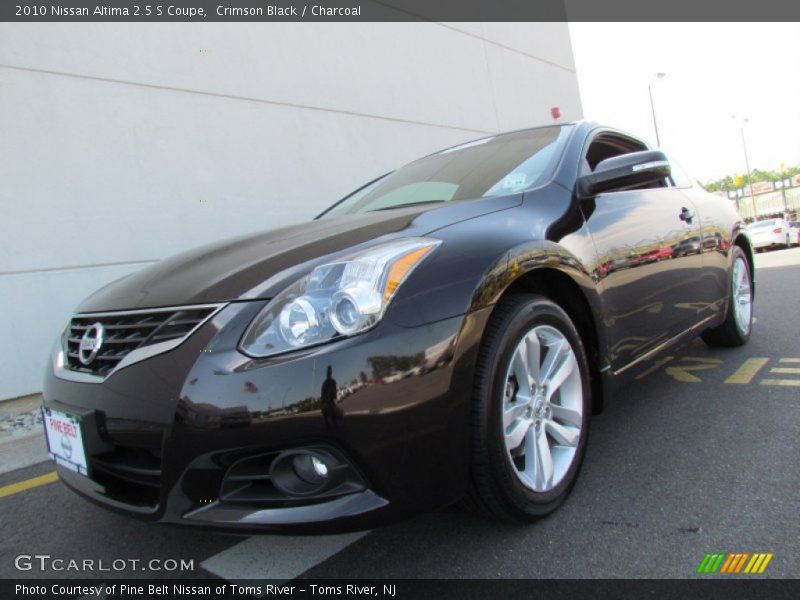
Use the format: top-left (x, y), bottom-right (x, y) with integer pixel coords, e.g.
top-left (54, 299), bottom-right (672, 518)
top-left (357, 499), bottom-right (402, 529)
top-left (1, 248), bottom-right (798, 581)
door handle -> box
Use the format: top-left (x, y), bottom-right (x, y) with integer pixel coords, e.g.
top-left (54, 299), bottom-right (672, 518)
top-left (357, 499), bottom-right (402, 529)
top-left (679, 207), bottom-right (694, 223)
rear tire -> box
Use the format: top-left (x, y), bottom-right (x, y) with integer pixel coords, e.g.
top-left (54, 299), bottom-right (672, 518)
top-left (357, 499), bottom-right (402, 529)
top-left (468, 294), bottom-right (591, 521)
top-left (701, 246), bottom-right (753, 347)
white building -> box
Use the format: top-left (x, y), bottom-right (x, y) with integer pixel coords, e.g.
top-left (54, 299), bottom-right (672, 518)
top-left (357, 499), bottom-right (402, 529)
top-left (0, 23), bottom-right (582, 400)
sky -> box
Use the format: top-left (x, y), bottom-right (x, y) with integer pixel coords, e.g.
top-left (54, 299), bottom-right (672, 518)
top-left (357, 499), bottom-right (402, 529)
top-left (569, 23), bottom-right (800, 183)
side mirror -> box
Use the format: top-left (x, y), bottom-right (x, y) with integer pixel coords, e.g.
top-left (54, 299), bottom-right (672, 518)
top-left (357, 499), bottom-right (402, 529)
top-left (576, 150), bottom-right (671, 198)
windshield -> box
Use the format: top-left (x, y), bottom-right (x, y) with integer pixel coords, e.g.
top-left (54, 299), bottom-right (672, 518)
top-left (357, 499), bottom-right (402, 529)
top-left (750, 220), bottom-right (777, 229)
top-left (320, 125), bottom-right (572, 217)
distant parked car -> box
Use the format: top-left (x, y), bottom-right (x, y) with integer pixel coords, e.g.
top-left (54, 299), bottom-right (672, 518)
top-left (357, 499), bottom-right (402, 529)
top-left (788, 221), bottom-right (800, 246)
top-left (672, 235), bottom-right (702, 257)
top-left (748, 218), bottom-right (791, 251)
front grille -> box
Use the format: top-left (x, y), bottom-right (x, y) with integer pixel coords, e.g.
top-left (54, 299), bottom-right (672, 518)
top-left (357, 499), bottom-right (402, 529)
top-left (65, 306), bottom-right (218, 377)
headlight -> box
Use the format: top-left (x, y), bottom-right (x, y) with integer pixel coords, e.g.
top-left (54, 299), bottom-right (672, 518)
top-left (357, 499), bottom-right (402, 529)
top-left (239, 237), bottom-right (441, 358)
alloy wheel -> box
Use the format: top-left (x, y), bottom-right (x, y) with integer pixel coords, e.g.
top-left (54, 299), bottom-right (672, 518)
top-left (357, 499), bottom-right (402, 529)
top-left (502, 325), bottom-right (583, 492)
top-left (732, 256), bottom-right (752, 334)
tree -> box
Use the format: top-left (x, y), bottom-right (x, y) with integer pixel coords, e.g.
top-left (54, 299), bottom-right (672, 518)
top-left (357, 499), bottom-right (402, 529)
top-left (703, 164), bottom-right (799, 192)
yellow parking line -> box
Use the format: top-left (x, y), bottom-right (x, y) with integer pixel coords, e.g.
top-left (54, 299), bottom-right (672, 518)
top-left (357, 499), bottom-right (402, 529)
top-left (635, 356), bottom-right (674, 380)
top-left (0, 471), bottom-right (58, 499)
top-left (779, 358), bottom-right (800, 363)
top-left (663, 357), bottom-right (723, 383)
top-left (769, 368), bottom-right (800, 374)
top-left (761, 379), bottom-right (800, 387)
top-left (725, 358), bottom-right (769, 384)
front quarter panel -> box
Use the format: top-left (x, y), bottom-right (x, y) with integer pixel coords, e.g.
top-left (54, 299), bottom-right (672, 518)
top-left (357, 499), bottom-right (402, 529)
top-left (388, 183), bottom-right (591, 327)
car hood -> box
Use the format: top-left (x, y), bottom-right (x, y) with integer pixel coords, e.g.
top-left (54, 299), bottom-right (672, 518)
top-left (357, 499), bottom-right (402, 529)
top-left (76, 196), bottom-right (521, 312)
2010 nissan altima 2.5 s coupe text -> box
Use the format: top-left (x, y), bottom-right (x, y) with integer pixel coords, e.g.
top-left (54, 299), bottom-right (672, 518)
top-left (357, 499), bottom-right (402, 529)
top-left (42, 122), bottom-right (754, 532)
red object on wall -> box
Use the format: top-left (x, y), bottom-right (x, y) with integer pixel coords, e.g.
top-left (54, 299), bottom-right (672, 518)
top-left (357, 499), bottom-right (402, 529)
top-left (550, 106), bottom-right (561, 119)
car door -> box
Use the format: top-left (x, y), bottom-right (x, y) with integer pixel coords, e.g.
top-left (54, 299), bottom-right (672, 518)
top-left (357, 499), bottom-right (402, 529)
top-left (579, 131), bottom-right (706, 371)
top-left (669, 160), bottom-right (732, 321)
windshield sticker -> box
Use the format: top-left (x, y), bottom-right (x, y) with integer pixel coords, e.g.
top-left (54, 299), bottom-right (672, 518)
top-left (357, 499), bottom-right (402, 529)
top-left (503, 172), bottom-right (527, 189)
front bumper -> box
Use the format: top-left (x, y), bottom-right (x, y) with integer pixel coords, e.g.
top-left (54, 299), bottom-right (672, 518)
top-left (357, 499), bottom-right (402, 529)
top-left (43, 301), bottom-right (489, 533)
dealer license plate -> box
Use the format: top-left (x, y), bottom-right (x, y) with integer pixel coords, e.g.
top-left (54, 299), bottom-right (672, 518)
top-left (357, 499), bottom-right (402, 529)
top-left (42, 407), bottom-right (88, 476)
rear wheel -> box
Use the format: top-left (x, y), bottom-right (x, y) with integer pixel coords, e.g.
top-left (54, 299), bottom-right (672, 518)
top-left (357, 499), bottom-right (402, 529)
top-left (701, 246), bottom-right (753, 347)
top-left (468, 294), bottom-right (591, 521)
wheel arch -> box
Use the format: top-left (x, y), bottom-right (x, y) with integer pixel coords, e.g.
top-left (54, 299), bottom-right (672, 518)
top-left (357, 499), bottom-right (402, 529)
top-left (470, 244), bottom-right (607, 414)
top-left (733, 233), bottom-right (755, 297)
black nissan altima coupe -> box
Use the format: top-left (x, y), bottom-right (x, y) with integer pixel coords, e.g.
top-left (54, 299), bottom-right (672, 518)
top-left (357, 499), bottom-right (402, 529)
top-left (43, 122), bottom-right (754, 532)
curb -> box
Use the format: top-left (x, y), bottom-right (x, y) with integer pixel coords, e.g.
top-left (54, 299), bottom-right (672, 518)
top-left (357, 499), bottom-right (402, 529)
top-left (0, 429), bottom-right (49, 476)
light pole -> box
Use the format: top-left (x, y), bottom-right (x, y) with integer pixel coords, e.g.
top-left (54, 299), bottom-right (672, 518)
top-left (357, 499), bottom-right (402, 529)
top-left (648, 72), bottom-right (666, 147)
top-left (732, 115), bottom-right (756, 218)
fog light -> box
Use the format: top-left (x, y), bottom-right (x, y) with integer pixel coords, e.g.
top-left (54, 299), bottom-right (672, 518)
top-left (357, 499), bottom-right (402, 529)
top-left (292, 453), bottom-right (330, 485)
top-left (265, 447), bottom-right (363, 499)
top-left (311, 456), bottom-right (328, 477)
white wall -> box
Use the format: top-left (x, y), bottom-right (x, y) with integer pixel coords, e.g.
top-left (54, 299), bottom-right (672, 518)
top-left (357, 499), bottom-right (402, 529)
top-left (0, 22), bottom-right (582, 400)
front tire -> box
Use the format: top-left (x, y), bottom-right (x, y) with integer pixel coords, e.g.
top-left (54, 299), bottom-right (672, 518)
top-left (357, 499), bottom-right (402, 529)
top-left (468, 294), bottom-right (591, 521)
top-left (701, 246), bottom-right (753, 347)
